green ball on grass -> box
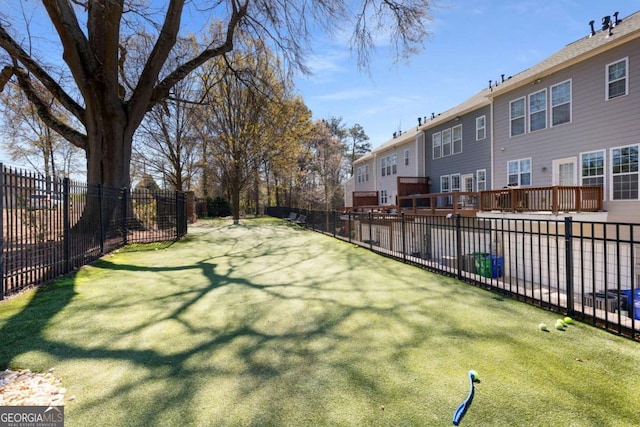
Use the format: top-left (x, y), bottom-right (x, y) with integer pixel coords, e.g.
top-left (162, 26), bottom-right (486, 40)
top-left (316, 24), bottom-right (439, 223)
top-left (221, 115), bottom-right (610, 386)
top-left (555, 320), bottom-right (566, 330)
top-left (564, 316), bottom-right (573, 325)
top-left (538, 323), bottom-right (549, 331)
top-left (469, 370), bottom-right (479, 381)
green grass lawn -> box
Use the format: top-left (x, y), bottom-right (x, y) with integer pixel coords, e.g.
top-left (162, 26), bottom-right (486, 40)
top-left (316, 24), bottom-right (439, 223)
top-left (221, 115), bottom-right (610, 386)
top-left (1, 217), bottom-right (639, 426)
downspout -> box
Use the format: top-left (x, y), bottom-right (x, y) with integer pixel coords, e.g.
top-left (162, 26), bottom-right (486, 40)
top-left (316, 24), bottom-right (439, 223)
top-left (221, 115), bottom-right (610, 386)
top-left (490, 98), bottom-right (495, 190)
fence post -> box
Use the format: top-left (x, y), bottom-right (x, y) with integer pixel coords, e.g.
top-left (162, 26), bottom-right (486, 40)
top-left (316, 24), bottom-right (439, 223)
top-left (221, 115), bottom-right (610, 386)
top-left (455, 214), bottom-right (462, 280)
top-left (348, 211), bottom-right (352, 244)
top-left (63, 178), bottom-right (71, 273)
top-left (401, 212), bottom-right (407, 263)
top-left (99, 184), bottom-right (105, 255)
top-left (175, 190), bottom-right (180, 239)
top-left (332, 211), bottom-right (336, 238)
top-left (564, 216), bottom-right (574, 315)
top-left (122, 187), bottom-right (129, 246)
top-left (0, 163), bottom-right (4, 300)
top-left (368, 212), bottom-right (373, 250)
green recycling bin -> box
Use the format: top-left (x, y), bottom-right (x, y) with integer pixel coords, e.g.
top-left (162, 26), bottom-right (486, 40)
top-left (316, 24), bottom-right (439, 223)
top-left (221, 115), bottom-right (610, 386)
top-left (475, 254), bottom-right (503, 278)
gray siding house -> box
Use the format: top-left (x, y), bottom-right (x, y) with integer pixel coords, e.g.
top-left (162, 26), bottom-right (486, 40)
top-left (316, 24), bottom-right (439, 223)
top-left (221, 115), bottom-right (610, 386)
top-left (489, 10), bottom-right (640, 222)
top-left (422, 89), bottom-right (492, 195)
top-left (352, 128), bottom-right (424, 208)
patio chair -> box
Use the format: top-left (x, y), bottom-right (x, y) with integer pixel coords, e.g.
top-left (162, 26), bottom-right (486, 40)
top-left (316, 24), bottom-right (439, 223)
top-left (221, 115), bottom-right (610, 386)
top-left (295, 214), bottom-right (306, 225)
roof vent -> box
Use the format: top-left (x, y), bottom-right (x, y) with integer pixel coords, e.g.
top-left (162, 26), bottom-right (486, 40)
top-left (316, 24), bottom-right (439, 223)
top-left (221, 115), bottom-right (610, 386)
top-left (613, 11), bottom-right (621, 25)
top-left (589, 20), bottom-right (595, 36)
top-left (601, 15), bottom-right (611, 31)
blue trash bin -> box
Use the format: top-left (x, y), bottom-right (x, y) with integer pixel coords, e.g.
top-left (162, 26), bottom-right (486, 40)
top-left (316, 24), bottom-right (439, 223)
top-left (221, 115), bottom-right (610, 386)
top-left (622, 289), bottom-right (640, 320)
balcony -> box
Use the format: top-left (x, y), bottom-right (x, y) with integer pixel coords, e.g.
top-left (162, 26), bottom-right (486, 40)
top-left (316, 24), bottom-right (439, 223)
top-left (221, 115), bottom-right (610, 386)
top-left (398, 186), bottom-right (603, 216)
top-left (479, 185), bottom-right (603, 213)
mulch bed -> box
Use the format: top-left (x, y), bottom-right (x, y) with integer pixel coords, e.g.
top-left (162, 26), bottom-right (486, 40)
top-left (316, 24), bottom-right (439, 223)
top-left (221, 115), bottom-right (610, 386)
top-left (0, 369), bottom-right (73, 406)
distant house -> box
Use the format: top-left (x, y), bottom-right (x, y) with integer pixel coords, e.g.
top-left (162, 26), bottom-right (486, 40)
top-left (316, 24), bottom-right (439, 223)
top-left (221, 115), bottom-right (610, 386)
top-left (351, 127), bottom-right (425, 210)
top-left (488, 10), bottom-right (640, 222)
top-left (422, 89), bottom-right (492, 197)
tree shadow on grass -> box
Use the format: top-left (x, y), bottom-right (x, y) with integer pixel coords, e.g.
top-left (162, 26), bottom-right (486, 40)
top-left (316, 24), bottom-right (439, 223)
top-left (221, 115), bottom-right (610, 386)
top-left (1, 221), bottom-right (616, 426)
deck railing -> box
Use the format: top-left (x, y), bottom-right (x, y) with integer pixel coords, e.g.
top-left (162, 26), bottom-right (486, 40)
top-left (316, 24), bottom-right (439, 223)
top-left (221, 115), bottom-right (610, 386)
top-left (479, 186), bottom-right (603, 212)
top-left (398, 191), bottom-right (479, 215)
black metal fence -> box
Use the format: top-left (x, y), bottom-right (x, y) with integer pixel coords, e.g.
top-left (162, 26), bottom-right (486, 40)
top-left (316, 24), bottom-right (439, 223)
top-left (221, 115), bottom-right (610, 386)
top-left (267, 206), bottom-right (640, 341)
top-left (0, 164), bottom-right (188, 299)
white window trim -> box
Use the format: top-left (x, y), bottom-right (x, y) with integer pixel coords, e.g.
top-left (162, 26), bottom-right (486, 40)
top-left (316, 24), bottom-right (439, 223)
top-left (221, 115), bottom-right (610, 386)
top-left (510, 96), bottom-right (526, 137)
top-left (442, 128), bottom-right (452, 157)
top-left (477, 169), bottom-right (487, 191)
top-left (508, 158), bottom-right (532, 186)
top-left (440, 175), bottom-right (450, 193)
top-left (476, 115), bottom-right (486, 141)
top-left (432, 132), bottom-right (442, 159)
top-left (605, 57), bottom-right (629, 101)
top-left (551, 79), bottom-right (572, 127)
top-left (528, 88), bottom-right (547, 133)
top-left (452, 124), bottom-right (463, 155)
top-left (450, 173), bottom-right (461, 192)
top-left (610, 144), bottom-right (639, 201)
top-left (404, 149), bottom-right (410, 166)
top-left (579, 149), bottom-right (605, 200)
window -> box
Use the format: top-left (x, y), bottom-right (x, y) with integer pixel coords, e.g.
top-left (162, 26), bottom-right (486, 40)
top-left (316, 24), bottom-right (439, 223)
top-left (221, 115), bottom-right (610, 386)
top-left (476, 115), bottom-right (486, 140)
top-left (450, 174), bottom-right (461, 192)
top-left (440, 175), bottom-right (450, 193)
top-left (356, 165), bottom-right (369, 183)
top-left (510, 97), bottom-right (526, 136)
top-left (606, 58), bottom-right (628, 100)
top-left (380, 189), bottom-right (388, 204)
top-left (452, 125), bottom-right (463, 154)
top-left (508, 158), bottom-right (532, 186)
top-left (477, 169), bottom-right (487, 191)
top-left (580, 151), bottom-right (604, 188)
top-left (611, 145), bottom-right (639, 200)
top-left (442, 128), bottom-right (452, 157)
top-left (404, 149), bottom-right (410, 166)
top-left (551, 80), bottom-right (571, 126)
top-left (529, 89), bottom-right (547, 132)
top-left (381, 154), bottom-right (397, 176)
top-left (432, 132), bottom-right (442, 159)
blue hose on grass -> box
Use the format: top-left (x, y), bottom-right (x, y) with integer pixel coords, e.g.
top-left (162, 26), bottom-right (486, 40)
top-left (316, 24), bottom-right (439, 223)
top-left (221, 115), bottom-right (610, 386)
top-left (452, 370), bottom-right (476, 425)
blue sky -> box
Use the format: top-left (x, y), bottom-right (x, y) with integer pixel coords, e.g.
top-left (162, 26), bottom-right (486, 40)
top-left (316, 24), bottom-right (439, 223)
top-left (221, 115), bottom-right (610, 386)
top-left (3, 1), bottom-right (640, 169)
top-left (294, 0), bottom-right (640, 150)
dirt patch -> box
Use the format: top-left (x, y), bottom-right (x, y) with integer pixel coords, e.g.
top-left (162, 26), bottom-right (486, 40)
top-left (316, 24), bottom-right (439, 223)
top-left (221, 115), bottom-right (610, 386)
top-left (0, 369), bottom-right (73, 406)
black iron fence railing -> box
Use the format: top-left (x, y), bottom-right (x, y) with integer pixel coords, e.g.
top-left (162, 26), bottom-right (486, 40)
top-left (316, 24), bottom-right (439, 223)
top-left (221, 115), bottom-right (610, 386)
top-left (1, 164), bottom-right (187, 299)
top-left (267, 206), bottom-right (640, 341)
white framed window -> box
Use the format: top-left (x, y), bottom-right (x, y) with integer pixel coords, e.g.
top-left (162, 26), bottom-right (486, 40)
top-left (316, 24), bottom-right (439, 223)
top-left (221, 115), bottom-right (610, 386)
top-left (442, 128), bottom-right (452, 157)
top-left (508, 158), bottom-right (532, 186)
top-left (381, 157), bottom-right (386, 177)
top-left (529, 89), bottom-right (547, 132)
top-left (580, 150), bottom-right (605, 189)
top-left (356, 165), bottom-right (369, 183)
top-left (606, 57), bottom-right (628, 100)
top-left (432, 132), bottom-right (442, 159)
top-left (440, 175), bottom-right (450, 193)
top-left (391, 153), bottom-right (397, 175)
top-left (450, 173), bottom-right (461, 192)
top-left (380, 189), bottom-right (388, 204)
top-left (404, 149), bottom-right (410, 166)
top-left (452, 125), bottom-right (463, 154)
top-left (476, 115), bottom-right (486, 140)
top-left (551, 80), bottom-right (571, 126)
top-left (476, 169), bottom-right (487, 191)
top-left (611, 145), bottom-right (639, 200)
top-left (510, 97), bottom-right (526, 137)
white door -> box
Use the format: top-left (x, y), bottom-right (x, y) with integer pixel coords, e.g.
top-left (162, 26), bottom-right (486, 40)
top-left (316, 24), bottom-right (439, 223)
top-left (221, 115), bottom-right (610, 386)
top-left (552, 157), bottom-right (577, 186)
top-left (552, 157), bottom-right (578, 210)
top-left (462, 174), bottom-right (474, 206)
